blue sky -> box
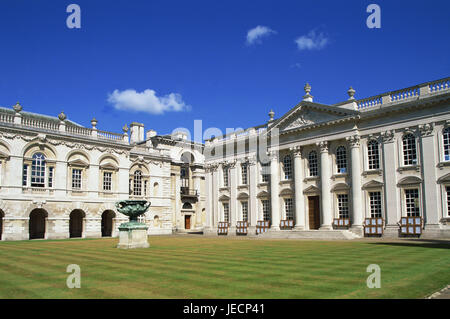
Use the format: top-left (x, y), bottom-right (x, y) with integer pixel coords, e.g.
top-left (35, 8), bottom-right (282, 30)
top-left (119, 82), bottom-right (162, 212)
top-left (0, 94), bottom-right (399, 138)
top-left (0, 0), bottom-right (449, 141)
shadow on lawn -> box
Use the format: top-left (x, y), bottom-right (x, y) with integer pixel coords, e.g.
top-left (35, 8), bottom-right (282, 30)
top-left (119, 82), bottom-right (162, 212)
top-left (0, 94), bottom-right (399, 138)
top-left (369, 239), bottom-right (450, 250)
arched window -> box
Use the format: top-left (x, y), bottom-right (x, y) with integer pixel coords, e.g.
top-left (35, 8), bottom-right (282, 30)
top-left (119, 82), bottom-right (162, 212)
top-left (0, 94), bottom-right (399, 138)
top-left (31, 153), bottom-right (46, 187)
top-left (308, 151), bottom-right (318, 176)
top-left (367, 140), bottom-right (380, 170)
top-left (402, 133), bottom-right (417, 166)
top-left (283, 155), bottom-right (292, 180)
top-left (443, 127), bottom-right (450, 161)
top-left (336, 146), bottom-right (347, 173)
top-left (133, 170), bottom-right (142, 196)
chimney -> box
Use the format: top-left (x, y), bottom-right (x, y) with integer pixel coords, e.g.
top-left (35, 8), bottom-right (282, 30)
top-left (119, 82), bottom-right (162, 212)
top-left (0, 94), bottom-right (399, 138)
top-left (130, 122), bottom-right (145, 143)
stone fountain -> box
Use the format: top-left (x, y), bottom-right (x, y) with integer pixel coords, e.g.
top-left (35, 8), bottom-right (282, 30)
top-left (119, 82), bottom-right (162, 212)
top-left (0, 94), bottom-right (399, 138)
top-left (115, 200), bottom-right (151, 249)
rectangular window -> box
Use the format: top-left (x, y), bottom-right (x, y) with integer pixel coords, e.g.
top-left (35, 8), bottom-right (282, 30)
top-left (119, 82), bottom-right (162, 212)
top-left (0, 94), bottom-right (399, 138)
top-left (447, 186), bottom-right (450, 217)
top-left (261, 162), bottom-right (270, 183)
top-left (308, 151), bottom-right (318, 177)
top-left (405, 189), bottom-right (420, 217)
top-left (72, 169), bottom-right (82, 190)
top-left (48, 167), bottom-right (54, 188)
top-left (144, 180), bottom-right (148, 196)
top-left (241, 201), bottom-right (248, 221)
top-left (262, 199), bottom-right (270, 221)
top-left (223, 167), bottom-right (229, 187)
top-left (103, 172), bottom-right (112, 191)
top-left (241, 164), bottom-right (248, 185)
top-left (337, 194), bottom-right (349, 218)
top-left (367, 141), bottom-right (380, 170)
top-left (23, 164), bottom-right (28, 186)
top-left (283, 156), bottom-right (292, 180)
top-left (284, 198), bottom-right (294, 220)
top-left (369, 191), bottom-right (382, 218)
top-left (223, 202), bottom-right (230, 223)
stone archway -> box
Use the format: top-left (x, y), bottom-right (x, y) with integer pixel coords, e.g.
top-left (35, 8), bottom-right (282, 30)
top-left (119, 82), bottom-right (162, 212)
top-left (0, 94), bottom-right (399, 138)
top-left (29, 209), bottom-right (48, 239)
top-left (101, 210), bottom-right (116, 237)
top-left (69, 210), bottom-right (85, 238)
top-left (0, 210), bottom-right (4, 240)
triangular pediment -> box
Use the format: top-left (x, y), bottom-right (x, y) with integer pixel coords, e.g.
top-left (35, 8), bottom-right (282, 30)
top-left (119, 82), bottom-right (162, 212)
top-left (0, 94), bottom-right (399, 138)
top-left (362, 180), bottom-right (384, 189)
top-left (303, 185), bottom-right (320, 194)
top-left (68, 158), bottom-right (89, 167)
top-left (269, 102), bottom-right (358, 134)
top-left (437, 173), bottom-right (450, 184)
top-left (397, 176), bottom-right (422, 186)
top-left (100, 162), bottom-right (119, 171)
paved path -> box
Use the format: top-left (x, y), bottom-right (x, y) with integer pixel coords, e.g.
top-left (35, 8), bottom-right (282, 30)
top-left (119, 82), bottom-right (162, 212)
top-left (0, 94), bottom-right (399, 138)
top-left (427, 285), bottom-right (450, 299)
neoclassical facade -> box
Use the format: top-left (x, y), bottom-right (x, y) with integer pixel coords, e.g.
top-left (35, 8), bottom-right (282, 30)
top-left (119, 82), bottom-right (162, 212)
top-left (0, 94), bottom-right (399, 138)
top-left (1, 77), bottom-right (449, 241)
top-left (203, 77), bottom-right (450, 239)
top-left (0, 104), bottom-right (205, 240)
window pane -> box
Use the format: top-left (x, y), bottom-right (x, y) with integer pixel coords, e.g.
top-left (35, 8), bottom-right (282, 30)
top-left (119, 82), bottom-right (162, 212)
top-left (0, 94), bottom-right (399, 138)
top-left (133, 170), bottom-right (142, 196)
top-left (103, 172), bottom-right (112, 191)
top-left (337, 194), bottom-right (349, 218)
top-left (369, 191), bottom-right (382, 218)
top-left (368, 140), bottom-right (380, 170)
top-left (405, 189), bottom-right (420, 217)
top-left (283, 155), bottom-right (292, 180)
top-left (336, 146), bottom-right (347, 173)
top-left (308, 151), bottom-right (318, 176)
top-left (241, 201), bottom-right (248, 221)
top-left (284, 198), bottom-right (294, 220)
top-left (403, 134), bottom-right (417, 166)
top-left (262, 199), bottom-right (270, 221)
top-left (31, 153), bottom-right (45, 187)
top-left (443, 128), bottom-right (450, 161)
top-left (72, 169), bottom-right (82, 189)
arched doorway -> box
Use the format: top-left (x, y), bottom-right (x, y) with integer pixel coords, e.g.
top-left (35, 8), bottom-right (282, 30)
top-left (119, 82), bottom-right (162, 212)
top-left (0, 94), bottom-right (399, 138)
top-left (69, 210), bottom-right (85, 238)
top-left (29, 209), bottom-right (48, 239)
top-left (0, 210), bottom-right (4, 240)
top-left (101, 210), bottom-right (115, 237)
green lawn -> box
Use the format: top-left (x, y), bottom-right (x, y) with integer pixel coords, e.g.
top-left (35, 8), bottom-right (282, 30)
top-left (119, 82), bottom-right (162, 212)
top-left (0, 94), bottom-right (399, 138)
top-left (0, 236), bottom-right (448, 299)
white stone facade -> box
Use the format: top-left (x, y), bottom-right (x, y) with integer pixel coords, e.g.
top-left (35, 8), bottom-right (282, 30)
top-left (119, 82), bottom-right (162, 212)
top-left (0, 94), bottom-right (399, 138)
top-left (0, 106), bottom-right (205, 240)
top-left (203, 77), bottom-right (450, 239)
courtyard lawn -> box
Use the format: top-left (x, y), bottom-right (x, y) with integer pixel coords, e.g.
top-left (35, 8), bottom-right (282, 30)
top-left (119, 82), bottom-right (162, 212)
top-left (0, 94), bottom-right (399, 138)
top-left (0, 236), bottom-right (448, 299)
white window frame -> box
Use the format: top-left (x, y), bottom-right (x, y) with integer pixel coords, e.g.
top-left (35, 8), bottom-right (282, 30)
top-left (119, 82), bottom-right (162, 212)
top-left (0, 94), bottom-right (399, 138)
top-left (222, 202), bottom-right (230, 223)
top-left (241, 201), bottom-right (248, 221)
top-left (308, 150), bottom-right (318, 177)
top-left (367, 140), bottom-right (380, 170)
top-left (241, 163), bottom-right (248, 185)
top-left (402, 187), bottom-right (421, 217)
top-left (261, 199), bottom-right (270, 221)
top-left (284, 197), bottom-right (294, 220)
top-left (283, 155), bottom-right (292, 180)
top-left (336, 193), bottom-right (349, 219)
top-left (336, 146), bottom-right (347, 174)
top-left (103, 171), bottom-right (112, 192)
top-left (443, 127), bottom-right (450, 162)
top-left (402, 133), bottom-right (418, 166)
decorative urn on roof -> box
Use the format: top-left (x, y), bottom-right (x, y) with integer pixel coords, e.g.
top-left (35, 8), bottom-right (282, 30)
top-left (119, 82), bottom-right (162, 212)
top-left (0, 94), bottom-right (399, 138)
top-left (13, 101), bottom-right (22, 113)
top-left (58, 111), bottom-right (67, 121)
top-left (347, 87), bottom-right (356, 100)
top-left (115, 200), bottom-right (151, 249)
top-left (91, 117), bottom-right (98, 128)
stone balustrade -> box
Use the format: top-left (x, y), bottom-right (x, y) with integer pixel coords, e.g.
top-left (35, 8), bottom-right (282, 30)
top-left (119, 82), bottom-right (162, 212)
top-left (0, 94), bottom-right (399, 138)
top-left (357, 76), bottom-right (450, 110)
top-left (0, 108), bottom-right (128, 144)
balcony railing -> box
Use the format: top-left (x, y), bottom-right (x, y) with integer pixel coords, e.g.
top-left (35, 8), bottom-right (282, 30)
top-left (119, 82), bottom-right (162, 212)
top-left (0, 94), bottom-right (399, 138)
top-left (180, 188), bottom-right (198, 196)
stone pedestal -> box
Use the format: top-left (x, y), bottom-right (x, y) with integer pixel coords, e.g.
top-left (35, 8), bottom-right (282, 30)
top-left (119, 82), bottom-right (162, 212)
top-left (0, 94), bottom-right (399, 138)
top-left (117, 222), bottom-right (149, 249)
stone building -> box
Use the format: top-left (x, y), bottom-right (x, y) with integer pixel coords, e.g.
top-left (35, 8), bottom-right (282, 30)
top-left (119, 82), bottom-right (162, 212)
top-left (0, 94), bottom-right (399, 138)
top-left (0, 76), bottom-right (449, 241)
top-left (0, 104), bottom-right (205, 240)
top-left (203, 77), bottom-right (450, 239)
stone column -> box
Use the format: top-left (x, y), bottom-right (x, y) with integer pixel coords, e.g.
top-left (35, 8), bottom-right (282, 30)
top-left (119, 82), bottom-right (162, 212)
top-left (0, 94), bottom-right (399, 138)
top-left (249, 157), bottom-right (258, 230)
top-left (292, 146), bottom-right (305, 230)
top-left (381, 130), bottom-right (399, 229)
top-left (192, 170), bottom-right (202, 227)
top-left (212, 165), bottom-right (219, 228)
top-left (348, 135), bottom-right (363, 227)
top-left (318, 141), bottom-right (332, 229)
top-left (205, 166), bottom-right (213, 232)
top-left (269, 151), bottom-right (280, 230)
top-left (229, 161), bottom-right (238, 231)
top-left (419, 124), bottom-right (440, 227)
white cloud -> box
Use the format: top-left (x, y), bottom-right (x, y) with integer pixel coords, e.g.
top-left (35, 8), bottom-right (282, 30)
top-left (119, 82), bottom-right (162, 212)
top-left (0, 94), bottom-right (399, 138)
top-left (107, 89), bottom-right (190, 115)
top-left (246, 25), bottom-right (276, 45)
top-left (295, 30), bottom-right (329, 51)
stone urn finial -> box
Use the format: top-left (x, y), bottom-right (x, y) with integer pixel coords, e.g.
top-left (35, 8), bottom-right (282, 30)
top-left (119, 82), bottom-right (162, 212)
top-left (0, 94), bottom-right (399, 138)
top-left (13, 101), bottom-right (22, 113)
top-left (268, 109), bottom-right (275, 122)
top-left (122, 124), bottom-right (129, 133)
top-left (58, 111), bottom-right (67, 121)
top-left (91, 117), bottom-right (98, 128)
top-left (303, 83), bottom-right (313, 102)
top-left (347, 86), bottom-right (356, 100)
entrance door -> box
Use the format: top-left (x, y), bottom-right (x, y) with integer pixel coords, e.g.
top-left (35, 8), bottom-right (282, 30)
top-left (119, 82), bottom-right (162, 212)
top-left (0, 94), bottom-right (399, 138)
top-left (29, 209), bottom-right (46, 239)
top-left (101, 211), bottom-right (114, 237)
top-left (69, 210), bottom-right (83, 238)
top-left (185, 215), bottom-right (191, 230)
top-left (308, 196), bottom-right (320, 230)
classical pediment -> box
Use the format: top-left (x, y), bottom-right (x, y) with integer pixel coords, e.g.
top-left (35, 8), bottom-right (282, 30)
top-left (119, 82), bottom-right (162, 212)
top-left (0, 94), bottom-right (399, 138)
top-left (303, 185), bottom-right (320, 194)
top-left (68, 159), bottom-right (89, 167)
top-left (331, 182), bottom-right (350, 192)
top-left (362, 180), bottom-right (384, 189)
top-left (437, 173), bottom-right (450, 184)
top-left (281, 109), bottom-right (340, 131)
top-left (397, 176), bottom-right (422, 186)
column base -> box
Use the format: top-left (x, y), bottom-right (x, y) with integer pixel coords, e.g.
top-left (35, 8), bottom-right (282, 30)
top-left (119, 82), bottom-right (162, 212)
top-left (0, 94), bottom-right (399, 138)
top-left (270, 226), bottom-right (280, 231)
top-left (294, 225), bottom-right (305, 230)
top-left (319, 225), bottom-right (332, 230)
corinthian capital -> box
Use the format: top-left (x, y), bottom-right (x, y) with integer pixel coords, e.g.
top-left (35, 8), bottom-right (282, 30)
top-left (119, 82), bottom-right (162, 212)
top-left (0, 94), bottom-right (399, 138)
top-left (317, 141), bottom-right (329, 153)
top-left (290, 145), bottom-right (302, 157)
top-left (347, 135), bottom-right (360, 148)
top-left (418, 123), bottom-right (434, 137)
top-left (381, 130), bottom-right (395, 143)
